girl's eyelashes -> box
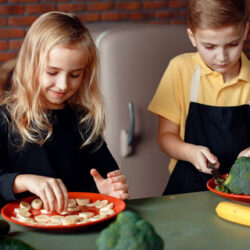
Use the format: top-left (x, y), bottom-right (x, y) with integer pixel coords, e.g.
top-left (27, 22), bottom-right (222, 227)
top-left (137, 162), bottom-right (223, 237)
top-left (47, 71), bottom-right (57, 76)
top-left (46, 71), bottom-right (82, 78)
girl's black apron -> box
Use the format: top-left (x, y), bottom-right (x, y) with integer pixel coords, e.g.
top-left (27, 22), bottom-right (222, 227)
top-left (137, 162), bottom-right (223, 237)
top-left (163, 65), bottom-right (250, 195)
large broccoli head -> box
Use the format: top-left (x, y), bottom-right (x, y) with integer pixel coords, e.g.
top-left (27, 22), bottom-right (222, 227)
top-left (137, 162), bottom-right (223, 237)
top-left (96, 210), bottom-right (164, 250)
top-left (224, 156), bottom-right (250, 195)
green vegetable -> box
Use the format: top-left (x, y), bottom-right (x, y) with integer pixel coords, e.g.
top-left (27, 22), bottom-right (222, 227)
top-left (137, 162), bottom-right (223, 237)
top-left (96, 211), bottom-right (164, 250)
top-left (0, 236), bottom-right (35, 250)
top-left (224, 156), bottom-right (250, 194)
top-left (0, 220), bottom-right (10, 235)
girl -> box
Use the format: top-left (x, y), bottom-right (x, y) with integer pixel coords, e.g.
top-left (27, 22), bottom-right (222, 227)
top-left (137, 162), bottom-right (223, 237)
top-left (148, 0), bottom-right (250, 195)
top-left (0, 11), bottom-right (129, 212)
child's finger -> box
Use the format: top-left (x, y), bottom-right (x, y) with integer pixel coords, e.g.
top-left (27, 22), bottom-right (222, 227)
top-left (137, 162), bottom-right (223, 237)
top-left (112, 183), bottom-right (129, 192)
top-left (110, 175), bottom-right (126, 184)
top-left (112, 190), bottom-right (130, 200)
top-left (90, 169), bottom-right (104, 184)
top-left (44, 185), bottom-right (56, 212)
top-left (119, 193), bottom-right (130, 200)
top-left (107, 170), bottom-right (122, 178)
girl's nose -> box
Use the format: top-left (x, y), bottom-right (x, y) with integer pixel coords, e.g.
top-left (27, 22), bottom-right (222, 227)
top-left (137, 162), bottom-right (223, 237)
top-left (57, 74), bottom-right (67, 90)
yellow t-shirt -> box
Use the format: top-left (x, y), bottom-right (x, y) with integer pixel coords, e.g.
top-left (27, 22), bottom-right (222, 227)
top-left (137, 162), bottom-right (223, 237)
top-left (148, 52), bottom-right (250, 173)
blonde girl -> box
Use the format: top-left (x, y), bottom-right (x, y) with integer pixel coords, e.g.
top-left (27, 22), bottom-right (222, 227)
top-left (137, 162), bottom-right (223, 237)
top-left (0, 11), bottom-right (129, 212)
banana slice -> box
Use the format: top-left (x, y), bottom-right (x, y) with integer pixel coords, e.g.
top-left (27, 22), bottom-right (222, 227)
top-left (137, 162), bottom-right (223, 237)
top-left (62, 215), bottom-right (80, 225)
top-left (78, 212), bottom-right (94, 219)
top-left (67, 206), bottom-right (81, 212)
top-left (89, 214), bottom-right (107, 222)
top-left (34, 215), bottom-right (51, 223)
top-left (40, 209), bottom-right (50, 214)
top-left (68, 199), bottom-right (76, 208)
top-left (76, 218), bottom-right (88, 224)
top-left (16, 211), bottom-right (32, 218)
top-left (76, 198), bottom-right (90, 206)
top-left (19, 217), bottom-right (36, 224)
top-left (99, 203), bottom-right (114, 212)
top-left (31, 198), bottom-right (43, 209)
top-left (59, 211), bottom-right (68, 215)
top-left (14, 208), bottom-right (30, 214)
top-left (99, 209), bottom-right (114, 216)
top-left (20, 201), bottom-right (31, 210)
top-left (50, 215), bottom-right (64, 223)
top-left (95, 200), bottom-right (109, 208)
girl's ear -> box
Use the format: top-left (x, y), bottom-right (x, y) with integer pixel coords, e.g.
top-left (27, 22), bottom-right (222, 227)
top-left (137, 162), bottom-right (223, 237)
top-left (187, 28), bottom-right (197, 47)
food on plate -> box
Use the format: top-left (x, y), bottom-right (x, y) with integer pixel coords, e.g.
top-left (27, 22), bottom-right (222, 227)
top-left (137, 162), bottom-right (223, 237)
top-left (215, 201), bottom-right (250, 226)
top-left (31, 198), bottom-right (43, 209)
top-left (0, 219), bottom-right (10, 235)
top-left (68, 199), bottom-right (77, 207)
top-left (96, 211), bottom-right (164, 250)
top-left (214, 156), bottom-right (250, 194)
top-left (0, 236), bottom-right (35, 250)
top-left (76, 198), bottom-right (90, 206)
top-left (11, 198), bottom-right (114, 226)
top-left (20, 201), bottom-right (31, 210)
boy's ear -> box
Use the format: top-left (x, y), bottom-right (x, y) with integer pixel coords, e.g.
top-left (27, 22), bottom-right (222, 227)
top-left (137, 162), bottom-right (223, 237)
top-left (187, 28), bottom-right (197, 47)
top-left (243, 22), bottom-right (249, 41)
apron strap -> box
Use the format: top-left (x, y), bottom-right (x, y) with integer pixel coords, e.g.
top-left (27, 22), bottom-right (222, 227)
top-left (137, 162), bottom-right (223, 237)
top-left (190, 65), bottom-right (201, 102)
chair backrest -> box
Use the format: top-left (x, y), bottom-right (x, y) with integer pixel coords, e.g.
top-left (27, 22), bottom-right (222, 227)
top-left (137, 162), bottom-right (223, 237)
top-left (89, 24), bottom-right (194, 198)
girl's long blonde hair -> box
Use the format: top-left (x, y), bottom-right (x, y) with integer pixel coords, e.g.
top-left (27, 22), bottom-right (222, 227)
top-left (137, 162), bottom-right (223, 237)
top-left (2, 11), bottom-right (105, 148)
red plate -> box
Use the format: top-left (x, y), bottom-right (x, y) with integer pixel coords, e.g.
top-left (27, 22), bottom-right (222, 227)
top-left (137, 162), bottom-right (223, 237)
top-left (207, 174), bottom-right (250, 204)
top-left (1, 192), bottom-right (126, 231)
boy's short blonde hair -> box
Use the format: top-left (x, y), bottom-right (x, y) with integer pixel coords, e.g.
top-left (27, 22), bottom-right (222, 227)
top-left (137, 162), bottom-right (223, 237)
top-left (188, 0), bottom-right (248, 32)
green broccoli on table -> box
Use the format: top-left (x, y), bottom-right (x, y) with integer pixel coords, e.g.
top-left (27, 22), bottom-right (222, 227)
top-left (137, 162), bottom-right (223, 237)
top-left (96, 210), bottom-right (164, 250)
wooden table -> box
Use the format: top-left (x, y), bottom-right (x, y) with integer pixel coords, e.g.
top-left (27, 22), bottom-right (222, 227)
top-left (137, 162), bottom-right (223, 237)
top-left (1, 191), bottom-right (250, 250)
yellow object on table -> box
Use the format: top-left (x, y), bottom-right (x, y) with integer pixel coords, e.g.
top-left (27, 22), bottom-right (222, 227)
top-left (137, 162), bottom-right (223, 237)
top-left (215, 201), bottom-right (250, 227)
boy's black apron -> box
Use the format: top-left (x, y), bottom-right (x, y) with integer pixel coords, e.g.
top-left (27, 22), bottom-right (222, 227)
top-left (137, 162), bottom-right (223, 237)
top-left (163, 65), bottom-right (250, 195)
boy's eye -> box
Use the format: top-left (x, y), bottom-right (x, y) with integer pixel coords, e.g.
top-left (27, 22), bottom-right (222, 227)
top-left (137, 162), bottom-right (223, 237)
top-left (229, 43), bottom-right (239, 47)
top-left (204, 45), bottom-right (214, 50)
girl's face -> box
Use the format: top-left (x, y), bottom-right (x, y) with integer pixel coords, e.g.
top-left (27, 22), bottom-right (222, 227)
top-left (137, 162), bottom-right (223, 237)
top-left (40, 44), bottom-right (88, 109)
top-left (187, 23), bottom-right (248, 82)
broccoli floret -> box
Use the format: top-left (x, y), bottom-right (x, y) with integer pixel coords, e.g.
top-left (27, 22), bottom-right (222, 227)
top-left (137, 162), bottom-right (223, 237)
top-left (224, 156), bottom-right (250, 195)
top-left (96, 211), bottom-right (164, 250)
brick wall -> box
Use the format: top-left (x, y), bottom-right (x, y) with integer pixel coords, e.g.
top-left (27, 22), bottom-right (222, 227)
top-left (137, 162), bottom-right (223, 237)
top-left (0, 0), bottom-right (250, 64)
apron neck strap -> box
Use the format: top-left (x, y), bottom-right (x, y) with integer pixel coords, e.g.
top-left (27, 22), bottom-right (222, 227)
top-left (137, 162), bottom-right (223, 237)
top-left (190, 65), bottom-right (201, 102)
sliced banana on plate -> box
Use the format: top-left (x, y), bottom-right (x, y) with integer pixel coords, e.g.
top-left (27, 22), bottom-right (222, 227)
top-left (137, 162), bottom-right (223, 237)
top-left (31, 198), bottom-right (43, 209)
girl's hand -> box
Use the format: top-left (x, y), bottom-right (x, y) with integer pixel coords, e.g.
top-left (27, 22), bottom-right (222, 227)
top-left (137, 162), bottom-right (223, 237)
top-left (15, 174), bottom-right (68, 212)
top-left (238, 147), bottom-right (250, 158)
top-left (90, 169), bottom-right (130, 200)
top-left (187, 145), bottom-right (220, 174)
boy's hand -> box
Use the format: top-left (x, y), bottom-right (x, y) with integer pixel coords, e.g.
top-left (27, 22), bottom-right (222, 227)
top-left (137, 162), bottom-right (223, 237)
top-left (15, 174), bottom-right (68, 213)
top-left (188, 145), bottom-right (220, 174)
top-left (238, 147), bottom-right (250, 158)
top-left (90, 169), bottom-right (130, 200)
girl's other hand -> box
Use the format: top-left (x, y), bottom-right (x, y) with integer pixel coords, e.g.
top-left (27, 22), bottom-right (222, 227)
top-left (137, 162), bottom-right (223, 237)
top-left (90, 169), bottom-right (130, 200)
top-left (187, 145), bottom-right (220, 174)
top-left (14, 174), bottom-right (68, 212)
top-left (238, 147), bottom-right (250, 158)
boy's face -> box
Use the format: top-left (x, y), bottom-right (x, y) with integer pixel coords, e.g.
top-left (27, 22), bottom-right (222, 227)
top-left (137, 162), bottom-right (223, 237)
top-left (187, 23), bottom-right (248, 82)
top-left (40, 44), bottom-right (87, 110)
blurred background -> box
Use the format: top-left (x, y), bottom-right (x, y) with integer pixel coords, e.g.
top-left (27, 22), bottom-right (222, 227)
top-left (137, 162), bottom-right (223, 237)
top-left (1, 0), bottom-right (250, 65)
